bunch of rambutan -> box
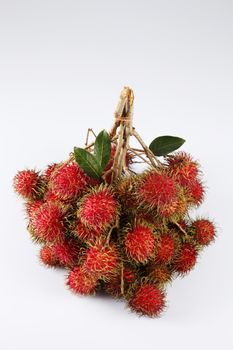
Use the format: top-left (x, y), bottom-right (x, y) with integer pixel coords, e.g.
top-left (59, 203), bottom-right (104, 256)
top-left (13, 87), bottom-right (216, 317)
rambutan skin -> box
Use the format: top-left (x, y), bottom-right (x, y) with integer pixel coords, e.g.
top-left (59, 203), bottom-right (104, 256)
top-left (30, 202), bottom-right (66, 242)
top-left (186, 179), bottom-right (205, 206)
top-left (26, 200), bottom-right (44, 220)
top-left (155, 234), bottom-right (175, 263)
top-left (49, 163), bottom-right (90, 201)
top-left (67, 266), bottom-right (97, 295)
top-left (13, 170), bottom-right (42, 199)
top-left (129, 284), bottom-right (165, 317)
top-left (166, 152), bottom-right (199, 186)
top-left (40, 245), bottom-right (59, 266)
top-left (149, 265), bottom-right (172, 285)
top-left (52, 239), bottom-right (80, 267)
top-left (174, 243), bottom-right (197, 274)
top-left (78, 186), bottom-right (118, 231)
top-left (83, 241), bottom-right (119, 279)
top-left (74, 222), bottom-right (103, 243)
top-left (192, 219), bottom-right (216, 246)
top-left (124, 225), bottom-right (155, 263)
top-left (138, 171), bottom-right (177, 208)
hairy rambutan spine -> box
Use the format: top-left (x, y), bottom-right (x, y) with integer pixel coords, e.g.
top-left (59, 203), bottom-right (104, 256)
top-left (155, 233), bottom-right (176, 263)
top-left (74, 222), bottom-right (103, 243)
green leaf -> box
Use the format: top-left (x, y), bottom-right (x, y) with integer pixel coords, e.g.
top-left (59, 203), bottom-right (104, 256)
top-left (149, 136), bottom-right (185, 156)
top-left (94, 129), bottom-right (111, 169)
top-left (74, 147), bottom-right (102, 179)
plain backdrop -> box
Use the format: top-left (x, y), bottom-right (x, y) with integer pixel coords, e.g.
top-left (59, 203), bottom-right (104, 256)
top-left (1, 1), bottom-right (233, 349)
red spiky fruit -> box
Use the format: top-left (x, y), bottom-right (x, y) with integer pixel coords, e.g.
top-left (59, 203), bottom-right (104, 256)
top-left (139, 171), bottom-right (177, 208)
top-left (49, 163), bottom-right (90, 201)
top-left (192, 219), bottom-right (215, 246)
top-left (167, 152), bottom-right (199, 186)
top-left (155, 234), bottom-right (175, 263)
top-left (124, 225), bottom-right (155, 263)
top-left (13, 170), bottom-right (41, 199)
top-left (149, 265), bottom-right (172, 285)
top-left (52, 239), bottom-right (80, 267)
top-left (129, 284), bottom-right (165, 317)
top-left (187, 179), bottom-right (205, 206)
top-left (26, 200), bottom-right (44, 220)
top-left (67, 266), bottom-right (97, 295)
top-left (79, 187), bottom-right (118, 231)
top-left (75, 222), bottom-right (103, 243)
top-left (174, 243), bottom-right (197, 274)
top-left (40, 245), bottom-right (59, 266)
top-left (83, 241), bottom-right (119, 279)
top-left (43, 163), bottom-right (58, 181)
top-left (30, 202), bottom-right (65, 242)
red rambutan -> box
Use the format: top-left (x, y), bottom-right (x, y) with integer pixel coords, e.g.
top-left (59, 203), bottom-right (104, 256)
top-left (78, 186), bottom-right (118, 231)
top-left (166, 152), bottom-right (199, 186)
top-left (149, 265), bottom-right (172, 285)
top-left (52, 239), bottom-right (80, 267)
top-left (83, 241), bottom-right (119, 279)
top-left (139, 171), bottom-right (177, 208)
top-left (26, 200), bottom-right (44, 220)
top-left (192, 219), bottom-right (215, 246)
top-left (75, 222), bottom-right (103, 243)
top-left (186, 179), bottom-right (205, 206)
top-left (13, 170), bottom-right (42, 199)
top-left (67, 266), bottom-right (97, 295)
top-left (30, 202), bottom-right (66, 242)
top-left (129, 283), bottom-right (165, 317)
top-left (174, 243), bottom-right (197, 274)
top-left (49, 162), bottom-right (90, 201)
top-left (43, 163), bottom-right (58, 182)
top-left (40, 245), bottom-right (59, 266)
top-left (155, 234), bottom-right (175, 263)
top-left (124, 225), bottom-right (155, 263)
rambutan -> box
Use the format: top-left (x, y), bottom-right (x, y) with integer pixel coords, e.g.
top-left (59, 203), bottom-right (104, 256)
top-left (52, 239), bottom-right (80, 267)
top-left (138, 171), bottom-right (177, 209)
top-left (124, 224), bottom-right (155, 263)
top-left (40, 245), bottom-right (59, 267)
top-left (43, 163), bottom-right (58, 182)
top-left (78, 186), bottom-right (118, 231)
top-left (186, 179), bottom-right (205, 206)
top-left (155, 234), bottom-right (175, 263)
top-left (149, 265), bottom-right (172, 285)
top-left (67, 266), bottom-right (97, 295)
top-left (13, 170), bottom-right (43, 199)
top-left (83, 241), bottom-right (119, 279)
top-left (174, 243), bottom-right (197, 274)
top-left (49, 162), bottom-right (90, 201)
top-left (129, 283), bottom-right (165, 317)
top-left (166, 152), bottom-right (199, 186)
top-left (30, 202), bottom-right (66, 242)
top-left (192, 219), bottom-right (215, 246)
top-left (26, 200), bottom-right (44, 220)
top-left (75, 222), bottom-right (103, 243)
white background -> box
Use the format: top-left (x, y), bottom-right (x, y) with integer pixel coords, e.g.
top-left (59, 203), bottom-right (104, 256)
top-left (1, 1), bottom-right (233, 349)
